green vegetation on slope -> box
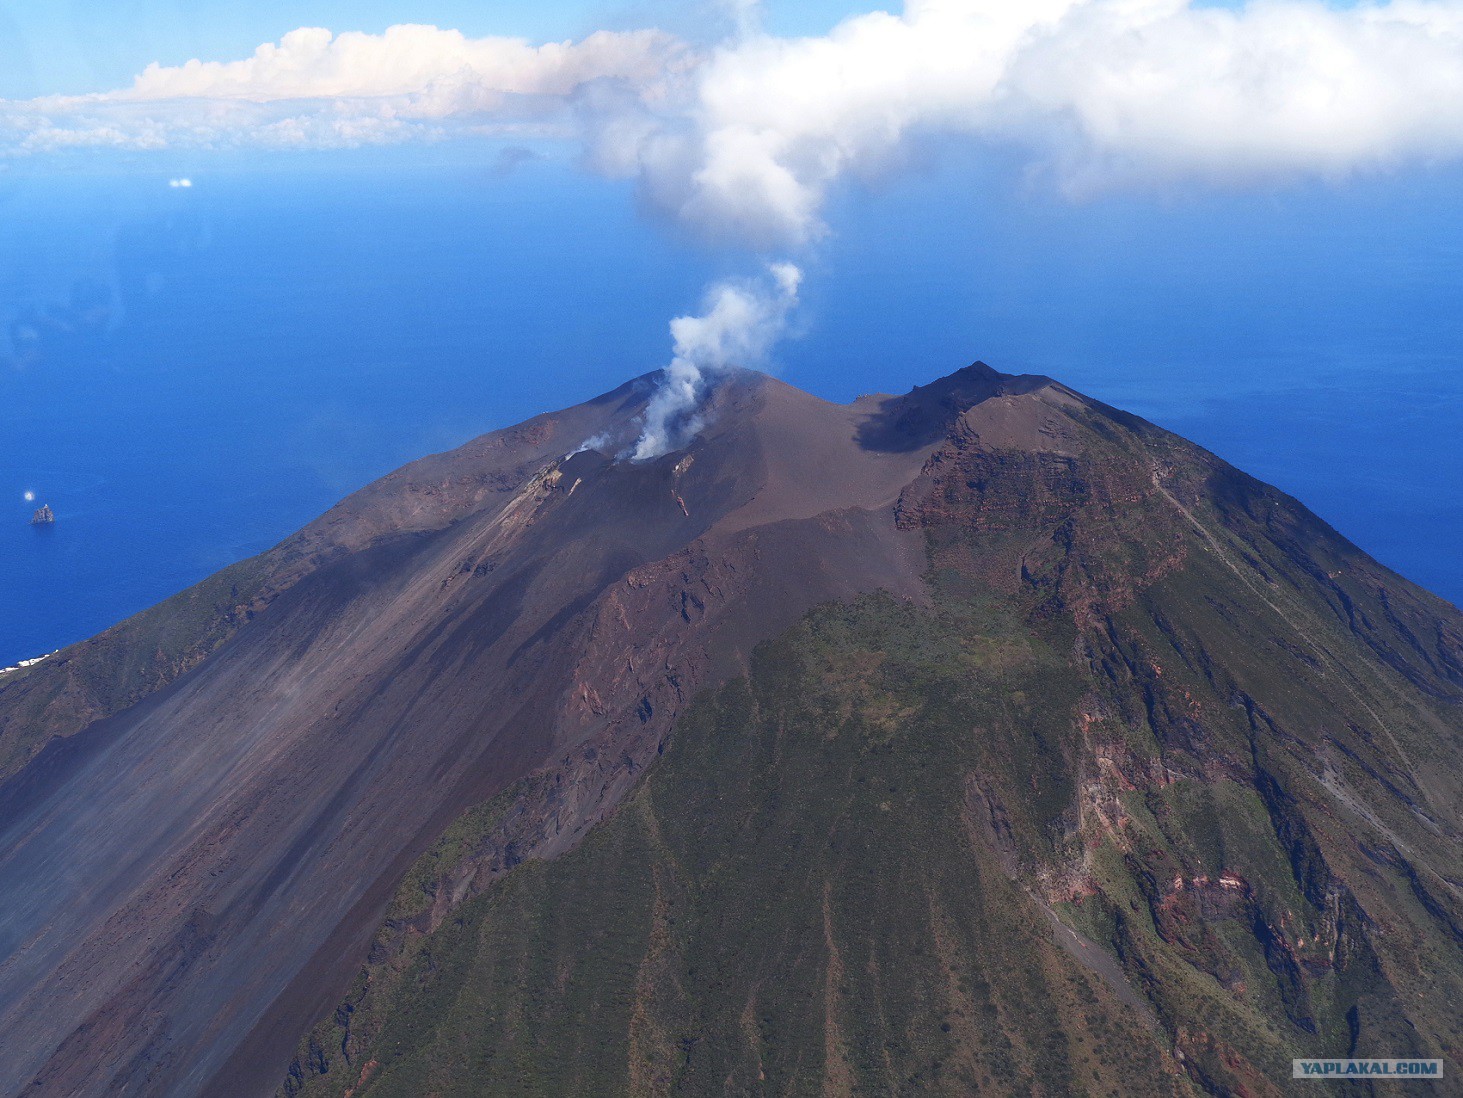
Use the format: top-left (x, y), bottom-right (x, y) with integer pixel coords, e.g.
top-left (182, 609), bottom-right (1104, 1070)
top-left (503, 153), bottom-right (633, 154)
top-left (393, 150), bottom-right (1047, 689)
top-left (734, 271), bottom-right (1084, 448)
top-left (289, 594), bottom-right (1187, 1097)
top-left (286, 385), bottom-right (1463, 1097)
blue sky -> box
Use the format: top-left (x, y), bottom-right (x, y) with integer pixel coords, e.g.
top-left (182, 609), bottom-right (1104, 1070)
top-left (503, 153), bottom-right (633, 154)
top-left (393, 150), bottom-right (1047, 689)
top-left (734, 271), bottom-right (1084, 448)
top-left (0, 0), bottom-right (867, 97)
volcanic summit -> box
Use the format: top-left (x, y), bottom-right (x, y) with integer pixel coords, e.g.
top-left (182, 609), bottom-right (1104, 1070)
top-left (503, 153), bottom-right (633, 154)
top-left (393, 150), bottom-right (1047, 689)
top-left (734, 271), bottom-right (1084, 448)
top-left (0, 363), bottom-right (1458, 1096)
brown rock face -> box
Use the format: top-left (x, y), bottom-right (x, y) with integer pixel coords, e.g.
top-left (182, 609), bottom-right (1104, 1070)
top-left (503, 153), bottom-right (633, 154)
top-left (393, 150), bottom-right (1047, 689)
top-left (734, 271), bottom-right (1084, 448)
top-left (0, 365), bottom-right (1000, 1096)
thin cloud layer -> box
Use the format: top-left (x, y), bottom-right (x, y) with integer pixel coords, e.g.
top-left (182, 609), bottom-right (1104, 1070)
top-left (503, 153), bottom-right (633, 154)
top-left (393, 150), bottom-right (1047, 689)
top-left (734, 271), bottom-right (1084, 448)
top-left (121, 25), bottom-right (681, 111)
top-left (6, 3), bottom-right (1463, 240)
top-left (1, 24), bottom-right (686, 151)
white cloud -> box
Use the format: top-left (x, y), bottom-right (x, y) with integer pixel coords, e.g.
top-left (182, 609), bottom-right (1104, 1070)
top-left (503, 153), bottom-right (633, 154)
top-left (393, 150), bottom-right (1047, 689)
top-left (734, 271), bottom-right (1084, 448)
top-left (0, 24), bottom-right (686, 152)
top-left (613, 1), bottom-right (1073, 245)
top-left (5, 4), bottom-right (1463, 243)
top-left (119, 25), bottom-right (681, 113)
top-left (1008, 0), bottom-right (1463, 183)
top-left (631, 260), bottom-right (802, 460)
top-left (597, 0), bottom-right (1463, 244)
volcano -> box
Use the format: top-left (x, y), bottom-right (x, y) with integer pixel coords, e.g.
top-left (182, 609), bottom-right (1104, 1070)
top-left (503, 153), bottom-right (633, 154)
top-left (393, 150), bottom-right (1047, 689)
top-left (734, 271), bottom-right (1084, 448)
top-left (0, 363), bottom-right (1458, 1097)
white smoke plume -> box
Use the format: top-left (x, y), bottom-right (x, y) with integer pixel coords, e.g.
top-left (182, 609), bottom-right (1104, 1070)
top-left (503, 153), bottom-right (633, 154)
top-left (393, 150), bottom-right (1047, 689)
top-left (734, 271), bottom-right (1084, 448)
top-left (570, 431), bottom-right (611, 457)
top-left (630, 261), bottom-right (802, 461)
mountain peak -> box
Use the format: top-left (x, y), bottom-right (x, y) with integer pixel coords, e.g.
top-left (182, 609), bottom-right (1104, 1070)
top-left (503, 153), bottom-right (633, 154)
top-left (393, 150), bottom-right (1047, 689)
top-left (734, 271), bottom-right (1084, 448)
top-left (1, 359), bottom-right (1459, 1097)
top-left (850, 360), bottom-right (1060, 454)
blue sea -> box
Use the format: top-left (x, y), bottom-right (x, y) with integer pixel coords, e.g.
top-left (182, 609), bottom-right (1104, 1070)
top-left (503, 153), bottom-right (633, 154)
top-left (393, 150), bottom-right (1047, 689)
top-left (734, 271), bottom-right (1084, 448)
top-left (2, 147), bottom-right (1460, 665)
